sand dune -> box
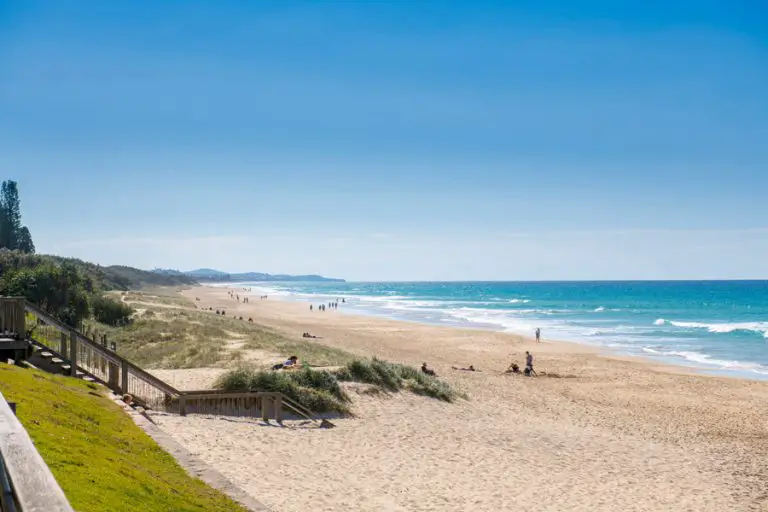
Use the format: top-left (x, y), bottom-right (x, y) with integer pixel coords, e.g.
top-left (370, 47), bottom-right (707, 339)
top-left (145, 286), bottom-right (768, 511)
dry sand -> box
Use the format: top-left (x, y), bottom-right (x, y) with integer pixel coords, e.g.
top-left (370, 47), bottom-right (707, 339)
top-left (147, 286), bottom-right (768, 511)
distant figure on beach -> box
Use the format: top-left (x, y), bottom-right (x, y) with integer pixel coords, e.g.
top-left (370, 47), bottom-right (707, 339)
top-left (421, 363), bottom-right (437, 376)
top-left (506, 362), bottom-right (520, 374)
top-left (452, 365), bottom-right (478, 372)
top-left (310, 304), bottom-right (313, 311)
top-left (302, 332), bottom-right (320, 339)
top-left (535, 328), bottom-right (541, 343)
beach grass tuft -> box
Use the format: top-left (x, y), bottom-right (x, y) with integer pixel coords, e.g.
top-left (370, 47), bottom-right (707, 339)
top-left (215, 367), bottom-right (351, 415)
top-left (216, 358), bottom-right (464, 415)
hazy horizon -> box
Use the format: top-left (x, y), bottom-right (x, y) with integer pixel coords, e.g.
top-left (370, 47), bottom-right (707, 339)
top-left (4, 1), bottom-right (767, 281)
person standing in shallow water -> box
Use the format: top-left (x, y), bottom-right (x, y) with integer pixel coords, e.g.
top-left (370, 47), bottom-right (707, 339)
top-left (535, 328), bottom-right (541, 343)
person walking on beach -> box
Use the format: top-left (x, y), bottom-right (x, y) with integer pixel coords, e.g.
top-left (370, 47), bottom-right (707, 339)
top-left (535, 328), bottom-right (541, 343)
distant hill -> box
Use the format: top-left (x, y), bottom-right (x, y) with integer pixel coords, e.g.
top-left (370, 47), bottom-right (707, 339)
top-left (152, 268), bottom-right (345, 283)
top-left (0, 252), bottom-right (196, 291)
top-left (38, 258), bottom-right (198, 290)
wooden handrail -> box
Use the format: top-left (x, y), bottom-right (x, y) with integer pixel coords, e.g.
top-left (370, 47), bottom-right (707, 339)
top-left (179, 390), bottom-right (329, 425)
top-left (0, 393), bottom-right (74, 512)
top-left (18, 300), bottom-right (334, 426)
top-left (23, 301), bottom-right (181, 398)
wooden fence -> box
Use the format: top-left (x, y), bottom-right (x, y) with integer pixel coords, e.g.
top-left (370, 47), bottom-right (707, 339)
top-left (23, 301), bottom-right (181, 409)
top-left (0, 393), bottom-right (74, 512)
top-left (2, 297), bottom-right (329, 425)
top-left (0, 299), bottom-right (24, 340)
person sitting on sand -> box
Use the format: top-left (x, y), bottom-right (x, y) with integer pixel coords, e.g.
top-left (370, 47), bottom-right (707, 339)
top-left (272, 356), bottom-right (299, 371)
top-left (506, 362), bottom-right (521, 374)
top-left (452, 365), bottom-right (478, 372)
top-left (421, 363), bottom-right (436, 376)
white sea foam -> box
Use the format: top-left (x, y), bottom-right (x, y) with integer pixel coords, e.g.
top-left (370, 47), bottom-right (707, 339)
top-left (508, 299), bottom-right (531, 304)
top-left (641, 347), bottom-right (768, 375)
top-left (655, 319), bottom-right (768, 338)
top-left (445, 308), bottom-right (538, 333)
top-left (594, 306), bottom-right (605, 312)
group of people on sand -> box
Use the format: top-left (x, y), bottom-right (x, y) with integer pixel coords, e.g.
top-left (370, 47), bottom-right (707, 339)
top-left (506, 351), bottom-right (536, 376)
top-left (421, 350), bottom-right (537, 379)
top-left (310, 301), bottom-right (338, 312)
top-left (302, 332), bottom-right (320, 339)
top-left (227, 291), bottom-right (263, 303)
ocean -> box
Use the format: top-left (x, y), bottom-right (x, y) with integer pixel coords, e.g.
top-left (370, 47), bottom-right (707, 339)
top-left (239, 280), bottom-right (768, 379)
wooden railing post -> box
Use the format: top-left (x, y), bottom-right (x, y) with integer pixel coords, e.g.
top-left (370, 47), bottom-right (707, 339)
top-left (261, 395), bottom-right (269, 421)
top-left (69, 331), bottom-right (77, 377)
top-left (60, 331), bottom-right (68, 358)
top-left (179, 396), bottom-right (187, 416)
top-left (15, 298), bottom-right (25, 339)
top-left (121, 360), bottom-right (129, 394)
top-left (274, 395), bottom-right (283, 422)
top-left (107, 361), bottom-right (119, 391)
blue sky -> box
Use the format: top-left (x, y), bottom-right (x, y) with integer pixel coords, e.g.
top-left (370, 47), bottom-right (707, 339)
top-left (2, 1), bottom-right (767, 280)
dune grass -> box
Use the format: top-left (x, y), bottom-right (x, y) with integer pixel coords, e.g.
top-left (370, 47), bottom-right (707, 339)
top-left (215, 358), bottom-right (464, 415)
top-left (335, 358), bottom-right (463, 402)
top-left (86, 291), bottom-right (354, 370)
top-left (0, 363), bottom-right (247, 512)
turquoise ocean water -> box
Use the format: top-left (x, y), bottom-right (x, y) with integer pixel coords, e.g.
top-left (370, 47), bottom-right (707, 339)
top-left (240, 281), bottom-right (768, 379)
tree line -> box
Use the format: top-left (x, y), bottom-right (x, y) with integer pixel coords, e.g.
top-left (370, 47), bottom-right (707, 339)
top-left (0, 180), bottom-right (35, 253)
top-left (0, 181), bottom-right (132, 328)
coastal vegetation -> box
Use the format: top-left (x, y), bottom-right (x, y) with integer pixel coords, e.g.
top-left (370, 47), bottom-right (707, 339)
top-left (0, 363), bottom-right (248, 512)
top-left (0, 180), bottom-right (35, 253)
top-left (0, 180), bottom-right (196, 328)
top-left (215, 358), bottom-right (464, 415)
top-left (89, 290), bottom-right (354, 369)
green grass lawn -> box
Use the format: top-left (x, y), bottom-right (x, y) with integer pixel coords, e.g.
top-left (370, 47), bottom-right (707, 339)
top-left (0, 363), bottom-right (248, 512)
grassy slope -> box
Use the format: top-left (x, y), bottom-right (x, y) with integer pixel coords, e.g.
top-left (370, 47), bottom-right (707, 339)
top-left (0, 364), bottom-right (247, 512)
top-left (94, 290), bottom-right (354, 369)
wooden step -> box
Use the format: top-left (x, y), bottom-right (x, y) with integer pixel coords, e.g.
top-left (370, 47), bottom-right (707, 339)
top-left (39, 351), bottom-right (53, 359)
top-left (51, 357), bottom-right (64, 364)
top-left (82, 376), bottom-right (96, 382)
top-left (61, 364), bottom-right (71, 372)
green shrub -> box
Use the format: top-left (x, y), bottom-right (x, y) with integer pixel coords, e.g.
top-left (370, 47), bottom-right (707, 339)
top-left (215, 358), bottom-right (463, 416)
top-left (214, 368), bottom-right (350, 415)
top-left (92, 295), bottom-right (134, 326)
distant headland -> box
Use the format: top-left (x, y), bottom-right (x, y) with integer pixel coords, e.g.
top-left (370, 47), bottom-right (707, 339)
top-left (152, 268), bottom-right (345, 283)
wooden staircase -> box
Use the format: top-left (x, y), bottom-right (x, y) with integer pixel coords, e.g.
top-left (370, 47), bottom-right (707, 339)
top-left (1, 297), bottom-right (332, 427)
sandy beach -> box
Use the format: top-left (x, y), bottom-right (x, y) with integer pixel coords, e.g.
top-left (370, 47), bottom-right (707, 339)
top-left (147, 285), bottom-right (768, 511)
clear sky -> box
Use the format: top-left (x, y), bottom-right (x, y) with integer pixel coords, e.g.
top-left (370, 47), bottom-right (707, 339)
top-left (2, 1), bottom-right (767, 281)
